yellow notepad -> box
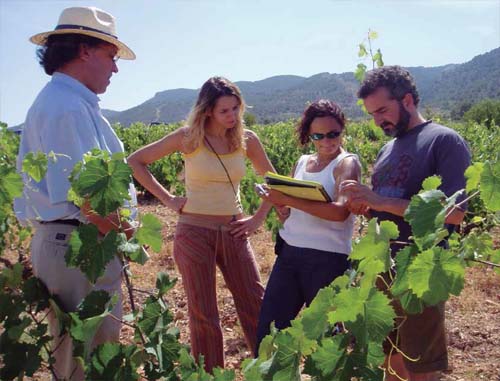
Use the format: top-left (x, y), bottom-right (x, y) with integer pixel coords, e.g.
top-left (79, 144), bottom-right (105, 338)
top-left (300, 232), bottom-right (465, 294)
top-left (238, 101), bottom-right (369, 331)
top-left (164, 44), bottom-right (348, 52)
top-left (264, 172), bottom-right (332, 202)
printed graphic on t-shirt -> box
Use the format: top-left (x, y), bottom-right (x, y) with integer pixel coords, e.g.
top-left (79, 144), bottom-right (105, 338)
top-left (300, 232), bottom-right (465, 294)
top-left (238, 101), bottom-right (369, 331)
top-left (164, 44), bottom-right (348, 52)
top-left (372, 153), bottom-right (413, 198)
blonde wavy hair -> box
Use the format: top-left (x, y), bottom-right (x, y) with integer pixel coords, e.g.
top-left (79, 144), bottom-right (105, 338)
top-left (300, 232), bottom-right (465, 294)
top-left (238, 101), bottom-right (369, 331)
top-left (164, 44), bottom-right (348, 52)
top-left (183, 77), bottom-right (246, 152)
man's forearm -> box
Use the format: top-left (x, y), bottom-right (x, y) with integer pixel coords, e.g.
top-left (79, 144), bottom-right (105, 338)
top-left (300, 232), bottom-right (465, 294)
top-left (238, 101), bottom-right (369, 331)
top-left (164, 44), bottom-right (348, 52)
top-left (373, 197), bottom-right (410, 217)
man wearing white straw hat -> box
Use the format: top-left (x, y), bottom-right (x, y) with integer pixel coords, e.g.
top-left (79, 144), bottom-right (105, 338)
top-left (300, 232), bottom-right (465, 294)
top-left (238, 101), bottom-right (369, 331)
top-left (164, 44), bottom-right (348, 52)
top-left (14, 6), bottom-right (137, 380)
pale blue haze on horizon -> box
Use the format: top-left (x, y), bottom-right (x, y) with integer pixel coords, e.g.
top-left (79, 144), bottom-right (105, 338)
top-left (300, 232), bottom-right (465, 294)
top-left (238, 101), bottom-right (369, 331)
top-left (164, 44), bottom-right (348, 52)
top-left (1, 0), bottom-right (499, 127)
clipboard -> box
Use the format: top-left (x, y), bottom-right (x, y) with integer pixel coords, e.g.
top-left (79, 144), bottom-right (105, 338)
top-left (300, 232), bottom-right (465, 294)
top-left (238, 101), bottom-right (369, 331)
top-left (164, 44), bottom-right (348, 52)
top-left (264, 172), bottom-right (332, 202)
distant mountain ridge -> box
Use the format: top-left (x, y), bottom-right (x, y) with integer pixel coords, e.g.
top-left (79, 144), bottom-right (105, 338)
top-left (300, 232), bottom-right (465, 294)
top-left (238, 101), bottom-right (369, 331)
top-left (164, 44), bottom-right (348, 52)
top-left (100, 47), bottom-right (496, 126)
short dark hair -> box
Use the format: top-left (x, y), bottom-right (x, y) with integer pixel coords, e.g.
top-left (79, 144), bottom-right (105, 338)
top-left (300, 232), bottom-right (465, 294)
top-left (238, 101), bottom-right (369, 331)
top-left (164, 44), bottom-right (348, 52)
top-left (36, 34), bottom-right (107, 75)
top-left (357, 65), bottom-right (420, 106)
top-left (297, 99), bottom-right (346, 146)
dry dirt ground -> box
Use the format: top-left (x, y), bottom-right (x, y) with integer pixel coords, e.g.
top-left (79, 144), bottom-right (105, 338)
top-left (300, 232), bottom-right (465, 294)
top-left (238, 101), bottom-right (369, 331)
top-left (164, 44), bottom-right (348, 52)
top-left (15, 199), bottom-right (500, 380)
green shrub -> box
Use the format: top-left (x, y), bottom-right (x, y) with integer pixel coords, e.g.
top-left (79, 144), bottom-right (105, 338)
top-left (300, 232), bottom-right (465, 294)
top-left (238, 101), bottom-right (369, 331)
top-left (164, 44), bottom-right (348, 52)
top-left (463, 99), bottom-right (500, 129)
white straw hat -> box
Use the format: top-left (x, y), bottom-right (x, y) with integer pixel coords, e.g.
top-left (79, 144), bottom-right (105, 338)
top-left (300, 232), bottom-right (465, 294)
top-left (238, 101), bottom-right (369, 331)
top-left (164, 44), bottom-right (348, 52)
top-left (30, 6), bottom-right (135, 60)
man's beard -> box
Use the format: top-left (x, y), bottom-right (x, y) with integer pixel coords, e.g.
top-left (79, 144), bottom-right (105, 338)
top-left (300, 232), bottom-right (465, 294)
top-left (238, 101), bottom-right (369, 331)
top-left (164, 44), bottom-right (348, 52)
top-left (381, 102), bottom-right (411, 138)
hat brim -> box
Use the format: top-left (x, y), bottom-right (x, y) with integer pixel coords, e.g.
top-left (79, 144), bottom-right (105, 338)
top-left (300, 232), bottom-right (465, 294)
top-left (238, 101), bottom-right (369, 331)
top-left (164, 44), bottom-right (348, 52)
top-left (30, 29), bottom-right (136, 60)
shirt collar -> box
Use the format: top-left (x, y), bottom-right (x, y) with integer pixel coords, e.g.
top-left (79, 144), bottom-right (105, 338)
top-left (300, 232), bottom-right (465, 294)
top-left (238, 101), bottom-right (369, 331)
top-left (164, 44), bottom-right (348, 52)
top-left (52, 72), bottom-right (100, 106)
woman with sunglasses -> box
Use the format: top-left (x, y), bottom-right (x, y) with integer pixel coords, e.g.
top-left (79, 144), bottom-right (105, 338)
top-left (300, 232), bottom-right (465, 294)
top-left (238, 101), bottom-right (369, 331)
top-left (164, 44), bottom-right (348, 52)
top-left (255, 99), bottom-right (361, 351)
top-left (128, 77), bottom-right (275, 372)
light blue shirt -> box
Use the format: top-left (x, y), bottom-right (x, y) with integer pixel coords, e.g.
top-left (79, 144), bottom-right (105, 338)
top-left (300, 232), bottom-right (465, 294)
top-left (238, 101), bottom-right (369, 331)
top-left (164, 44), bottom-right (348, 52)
top-left (14, 72), bottom-right (137, 223)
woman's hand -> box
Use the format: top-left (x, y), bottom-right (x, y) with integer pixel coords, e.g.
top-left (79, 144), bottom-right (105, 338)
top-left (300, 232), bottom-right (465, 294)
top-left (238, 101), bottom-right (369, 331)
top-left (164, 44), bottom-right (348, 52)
top-left (275, 206), bottom-right (291, 223)
top-left (164, 196), bottom-right (187, 214)
top-left (229, 214), bottom-right (264, 239)
top-left (258, 188), bottom-right (290, 207)
top-left (340, 180), bottom-right (380, 215)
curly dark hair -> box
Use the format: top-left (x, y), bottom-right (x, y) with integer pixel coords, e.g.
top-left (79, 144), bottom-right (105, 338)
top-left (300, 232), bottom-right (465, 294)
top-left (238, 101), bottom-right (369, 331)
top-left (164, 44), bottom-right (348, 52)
top-left (37, 34), bottom-right (108, 75)
top-left (357, 65), bottom-right (420, 106)
top-left (296, 99), bottom-right (346, 146)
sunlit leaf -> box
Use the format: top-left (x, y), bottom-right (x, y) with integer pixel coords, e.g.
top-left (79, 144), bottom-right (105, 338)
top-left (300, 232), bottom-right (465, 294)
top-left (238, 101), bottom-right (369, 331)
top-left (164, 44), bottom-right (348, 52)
top-left (22, 151), bottom-right (48, 183)
top-left (480, 160), bottom-right (500, 211)
top-left (421, 175), bottom-right (442, 191)
top-left (465, 162), bottom-right (484, 193)
top-left (135, 213), bottom-right (162, 253)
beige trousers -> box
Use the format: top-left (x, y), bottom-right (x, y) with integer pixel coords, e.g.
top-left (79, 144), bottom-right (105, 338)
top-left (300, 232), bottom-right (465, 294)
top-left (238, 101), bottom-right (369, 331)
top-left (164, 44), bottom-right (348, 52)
top-left (31, 223), bottom-right (123, 381)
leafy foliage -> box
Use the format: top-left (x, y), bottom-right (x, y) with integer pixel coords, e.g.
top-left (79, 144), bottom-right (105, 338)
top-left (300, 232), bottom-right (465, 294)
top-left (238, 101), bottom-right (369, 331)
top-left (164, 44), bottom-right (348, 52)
top-left (463, 98), bottom-right (500, 129)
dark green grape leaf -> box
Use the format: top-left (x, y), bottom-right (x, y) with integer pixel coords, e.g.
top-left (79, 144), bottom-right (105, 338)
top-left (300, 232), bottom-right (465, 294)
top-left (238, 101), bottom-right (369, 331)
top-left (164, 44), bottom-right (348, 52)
top-left (329, 286), bottom-right (367, 324)
top-left (404, 189), bottom-right (446, 240)
top-left (365, 341), bottom-right (386, 368)
top-left (349, 219), bottom-right (397, 284)
top-left (309, 335), bottom-right (348, 378)
top-left (0, 342), bottom-right (43, 379)
top-left (480, 160), bottom-right (500, 211)
top-left (391, 246), bottom-right (417, 297)
top-left (459, 229), bottom-right (493, 261)
top-left (242, 357), bottom-right (268, 381)
top-left (301, 286), bottom-right (336, 340)
top-left (117, 233), bottom-right (150, 265)
top-left (87, 342), bottom-right (142, 381)
top-left (344, 288), bottom-right (396, 348)
top-left (7, 316), bottom-right (31, 341)
top-left (285, 318), bottom-right (317, 356)
top-left (406, 247), bottom-right (465, 306)
top-left (212, 367), bottom-right (236, 381)
top-left (398, 290), bottom-right (424, 315)
top-left (136, 296), bottom-right (173, 337)
top-left (156, 272), bottom-right (177, 297)
top-left (391, 245), bottom-right (426, 314)
top-left (69, 149), bottom-right (132, 216)
top-left (1, 263), bottom-right (23, 288)
top-left (22, 277), bottom-right (50, 313)
top-left (135, 213), bottom-right (162, 253)
top-left (65, 225), bottom-right (120, 283)
top-left (21, 151), bottom-right (48, 183)
top-left (76, 290), bottom-right (113, 320)
top-left (266, 332), bottom-right (301, 381)
top-left (70, 292), bottom-right (115, 349)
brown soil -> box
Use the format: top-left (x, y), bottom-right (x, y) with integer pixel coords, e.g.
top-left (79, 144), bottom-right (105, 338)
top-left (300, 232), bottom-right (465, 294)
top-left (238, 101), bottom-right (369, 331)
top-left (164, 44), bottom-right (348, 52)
top-left (9, 200), bottom-right (500, 380)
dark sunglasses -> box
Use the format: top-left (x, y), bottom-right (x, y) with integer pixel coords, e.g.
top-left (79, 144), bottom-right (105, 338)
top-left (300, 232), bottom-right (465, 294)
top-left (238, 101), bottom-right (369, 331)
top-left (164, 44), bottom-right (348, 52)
top-left (309, 131), bottom-right (342, 141)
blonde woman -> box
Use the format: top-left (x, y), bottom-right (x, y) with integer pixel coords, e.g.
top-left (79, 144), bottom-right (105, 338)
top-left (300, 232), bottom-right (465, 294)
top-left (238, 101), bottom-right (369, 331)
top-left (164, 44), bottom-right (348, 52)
top-left (128, 77), bottom-right (274, 371)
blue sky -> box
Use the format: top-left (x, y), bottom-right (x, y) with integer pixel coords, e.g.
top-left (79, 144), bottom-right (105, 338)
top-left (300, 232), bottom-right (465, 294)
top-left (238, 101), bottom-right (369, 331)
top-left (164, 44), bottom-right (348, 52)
top-left (1, 0), bottom-right (499, 126)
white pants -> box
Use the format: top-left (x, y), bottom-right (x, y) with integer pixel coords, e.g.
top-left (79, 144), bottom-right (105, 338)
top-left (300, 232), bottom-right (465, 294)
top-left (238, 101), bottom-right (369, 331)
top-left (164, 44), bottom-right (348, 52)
top-left (31, 223), bottom-right (123, 381)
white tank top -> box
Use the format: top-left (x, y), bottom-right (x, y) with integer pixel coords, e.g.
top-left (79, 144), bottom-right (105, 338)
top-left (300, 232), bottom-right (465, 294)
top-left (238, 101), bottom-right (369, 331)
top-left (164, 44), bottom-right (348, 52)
top-left (279, 152), bottom-right (358, 255)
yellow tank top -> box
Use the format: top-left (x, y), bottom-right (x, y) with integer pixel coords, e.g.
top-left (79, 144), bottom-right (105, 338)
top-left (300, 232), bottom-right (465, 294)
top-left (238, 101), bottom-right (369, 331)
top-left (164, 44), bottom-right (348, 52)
top-left (182, 144), bottom-right (246, 215)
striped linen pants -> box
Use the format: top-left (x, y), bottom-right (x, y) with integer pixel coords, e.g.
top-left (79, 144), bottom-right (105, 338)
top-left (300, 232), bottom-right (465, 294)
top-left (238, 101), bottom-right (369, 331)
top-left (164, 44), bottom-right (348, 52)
top-left (173, 215), bottom-right (264, 372)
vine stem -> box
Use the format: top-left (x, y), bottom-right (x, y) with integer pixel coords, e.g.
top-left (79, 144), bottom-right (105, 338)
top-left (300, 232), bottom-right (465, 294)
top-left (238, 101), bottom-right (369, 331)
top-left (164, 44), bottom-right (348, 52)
top-left (367, 29), bottom-right (375, 69)
top-left (470, 258), bottom-right (500, 268)
top-left (132, 287), bottom-right (156, 296)
top-left (445, 190), bottom-right (480, 219)
top-left (120, 257), bottom-right (136, 312)
top-left (108, 313), bottom-right (147, 346)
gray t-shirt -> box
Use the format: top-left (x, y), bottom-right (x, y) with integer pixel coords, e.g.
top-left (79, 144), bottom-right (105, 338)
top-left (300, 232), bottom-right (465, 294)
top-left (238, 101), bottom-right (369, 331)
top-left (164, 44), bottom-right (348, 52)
top-left (370, 121), bottom-right (471, 248)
